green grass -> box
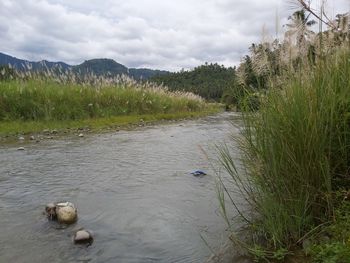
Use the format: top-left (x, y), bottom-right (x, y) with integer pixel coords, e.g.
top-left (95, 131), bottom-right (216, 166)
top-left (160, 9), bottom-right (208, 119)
top-left (218, 48), bottom-right (350, 261)
top-left (0, 78), bottom-right (207, 120)
top-left (0, 77), bottom-right (221, 134)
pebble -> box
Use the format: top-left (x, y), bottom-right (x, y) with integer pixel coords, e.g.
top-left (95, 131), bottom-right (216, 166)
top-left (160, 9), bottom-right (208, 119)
top-left (17, 147), bottom-right (25, 151)
top-left (29, 136), bottom-right (35, 140)
top-left (18, 136), bottom-right (25, 140)
top-left (78, 133), bottom-right (84, 137)
top-left (45, 203), bottom-right (57, 220)
top-left (73, 229), bottom-right (93, 245)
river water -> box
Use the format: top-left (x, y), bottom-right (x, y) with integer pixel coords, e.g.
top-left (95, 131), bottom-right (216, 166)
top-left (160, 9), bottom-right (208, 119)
top-left (0, 113), bottom-right (241, 263)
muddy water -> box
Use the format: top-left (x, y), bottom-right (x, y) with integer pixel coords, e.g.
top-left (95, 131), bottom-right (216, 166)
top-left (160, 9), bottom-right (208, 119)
top-left (0, 113), bottom-right (241, 263)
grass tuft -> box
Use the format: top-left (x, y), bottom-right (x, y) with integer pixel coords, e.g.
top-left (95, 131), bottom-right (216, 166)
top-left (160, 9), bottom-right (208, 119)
top-left (218, 47), bottom-right (350, 261)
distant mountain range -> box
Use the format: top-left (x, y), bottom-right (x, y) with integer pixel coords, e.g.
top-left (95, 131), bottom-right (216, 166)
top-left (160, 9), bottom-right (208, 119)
top-left (0, 52), bottom-right (169, 80)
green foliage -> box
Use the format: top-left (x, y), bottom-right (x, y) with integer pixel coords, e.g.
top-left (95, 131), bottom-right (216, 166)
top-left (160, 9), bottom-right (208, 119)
top-left (150, 63), bottom-right (237, 102)
top-left (305, 200), bottom-right (350, 263)
top-left (308, 243), bottom-right (350, 263)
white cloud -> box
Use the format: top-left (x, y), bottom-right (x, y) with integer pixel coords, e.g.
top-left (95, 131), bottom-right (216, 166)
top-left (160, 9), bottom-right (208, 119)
top-left (0, 0), bottom-right (348, 71)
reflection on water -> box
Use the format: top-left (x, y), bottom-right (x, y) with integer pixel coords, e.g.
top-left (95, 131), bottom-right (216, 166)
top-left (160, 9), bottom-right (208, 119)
top-left (0, 113), bottom-right (240, 263)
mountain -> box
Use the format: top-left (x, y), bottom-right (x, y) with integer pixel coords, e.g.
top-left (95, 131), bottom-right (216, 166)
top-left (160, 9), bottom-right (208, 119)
top-left (73, 58), bottom-right (128, 76)
top-left (0, 52), bottom-right (71, 71)
top-left (73, 58), bottom-right (169, 80)
top-left (0, 52), bottom-right (169, 80)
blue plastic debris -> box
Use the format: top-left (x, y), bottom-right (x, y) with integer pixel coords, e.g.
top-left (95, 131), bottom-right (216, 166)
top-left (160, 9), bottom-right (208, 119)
top-left (190, 170), bottom-right (207, 176)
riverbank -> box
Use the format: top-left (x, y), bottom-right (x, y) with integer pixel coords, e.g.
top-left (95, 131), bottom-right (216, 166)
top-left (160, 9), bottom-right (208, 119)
top-left (0, 107), bottom-right (222, 141)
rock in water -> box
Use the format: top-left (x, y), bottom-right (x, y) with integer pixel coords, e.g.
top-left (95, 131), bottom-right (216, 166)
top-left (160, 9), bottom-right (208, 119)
top-left (45, 203), bottom-right (57, 220)
top-left (56, 202), bottom-right (77, 224)
top-left (73, 229), bottom-right (93, 245)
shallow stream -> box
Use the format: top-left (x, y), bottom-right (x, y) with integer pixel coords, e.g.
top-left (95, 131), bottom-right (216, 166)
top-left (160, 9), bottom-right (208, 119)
top-left (0, 113), bottom-right (241, 263)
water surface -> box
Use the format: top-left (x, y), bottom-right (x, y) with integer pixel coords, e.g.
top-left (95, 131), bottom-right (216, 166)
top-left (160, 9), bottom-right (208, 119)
top-left (0, 113), bottom-right (240, 263)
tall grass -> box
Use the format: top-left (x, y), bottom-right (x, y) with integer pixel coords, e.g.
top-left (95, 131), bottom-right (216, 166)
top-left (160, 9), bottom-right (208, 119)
top-left (218, 47), bottom-right (350, 258)
top-left (0, 74), bottom-right (207, 122)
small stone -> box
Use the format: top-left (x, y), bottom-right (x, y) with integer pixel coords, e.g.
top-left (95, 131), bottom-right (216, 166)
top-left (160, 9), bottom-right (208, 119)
top-left (73, 229), bottom-right (93, 245)
top-left (78, 133), bottom-right (84, 137)
top-left (29, 136), bottom-right (35, 140)
top-left (17, 147), bottom-right (25, 151)
top-left (51, 129), bottom-right (58, 134)
top-left (45, 203), bottom-right (57, 220)
top-left (18, 136), bottom-right (25, 140)
top-left (43, 129), bottom-right (50, 134)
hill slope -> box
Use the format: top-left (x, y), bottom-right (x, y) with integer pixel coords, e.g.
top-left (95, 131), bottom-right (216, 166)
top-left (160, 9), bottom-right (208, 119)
top-left (0, 52), bottom-right (70, 71)
top-left (0, 52), bottom-right (169, 80)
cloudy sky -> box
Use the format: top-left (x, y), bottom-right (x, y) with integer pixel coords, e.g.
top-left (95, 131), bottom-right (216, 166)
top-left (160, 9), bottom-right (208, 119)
top-left (0, 0), bottom-right (348, 71)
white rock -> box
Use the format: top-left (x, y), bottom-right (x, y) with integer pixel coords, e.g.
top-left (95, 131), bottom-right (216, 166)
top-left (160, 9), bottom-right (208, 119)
top-left (56, 203), bottom-right (77, 224)
top-left (17, 147), bottom-right (25, 151)
top-left (18, 136), bottom-right (25, 140)
top-left (74, 229), bottom-right (93, 244)
top-left (78, 133), bottom-right (84, 137)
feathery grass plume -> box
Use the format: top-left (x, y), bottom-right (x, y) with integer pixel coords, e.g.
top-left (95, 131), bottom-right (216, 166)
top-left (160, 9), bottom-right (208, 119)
top-left (0, 66), bottom-right (208, 122)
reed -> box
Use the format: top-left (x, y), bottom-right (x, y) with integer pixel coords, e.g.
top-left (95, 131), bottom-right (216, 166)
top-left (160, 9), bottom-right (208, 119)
top-left (0, 74), bottom-right (208, 122)
top-left (218, 47), bottom-right (350, 260)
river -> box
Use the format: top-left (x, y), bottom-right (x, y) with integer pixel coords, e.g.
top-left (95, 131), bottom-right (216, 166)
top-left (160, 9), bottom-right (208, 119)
top-left (0, 112), bottom-right (241, 263)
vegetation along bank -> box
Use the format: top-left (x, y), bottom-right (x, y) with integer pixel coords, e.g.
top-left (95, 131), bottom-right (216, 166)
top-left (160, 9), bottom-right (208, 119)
top-left (217, 1), bottom-right (350, 262)
top-left (0, 72), bottom-right (221, 136)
